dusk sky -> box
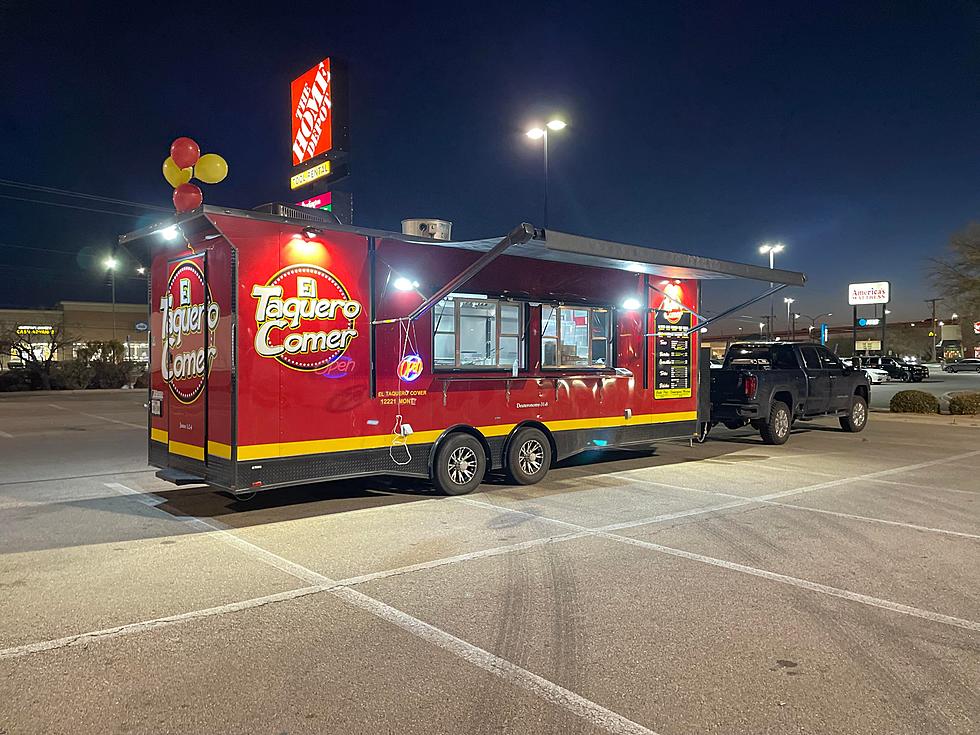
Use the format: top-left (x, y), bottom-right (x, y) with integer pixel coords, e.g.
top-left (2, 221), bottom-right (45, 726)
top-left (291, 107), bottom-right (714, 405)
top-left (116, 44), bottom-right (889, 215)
top-left (1, 1), bottom-right (977, 332)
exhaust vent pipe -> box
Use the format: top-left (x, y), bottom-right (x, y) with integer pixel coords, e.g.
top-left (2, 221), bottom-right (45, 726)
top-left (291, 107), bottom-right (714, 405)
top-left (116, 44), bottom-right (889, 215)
top-left (402, 218), bottom-right (452, 241)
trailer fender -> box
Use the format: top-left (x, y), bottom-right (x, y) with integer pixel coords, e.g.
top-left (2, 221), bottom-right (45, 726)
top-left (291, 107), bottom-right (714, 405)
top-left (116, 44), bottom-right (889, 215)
top-left (427, 425), bottom-right (493, 478)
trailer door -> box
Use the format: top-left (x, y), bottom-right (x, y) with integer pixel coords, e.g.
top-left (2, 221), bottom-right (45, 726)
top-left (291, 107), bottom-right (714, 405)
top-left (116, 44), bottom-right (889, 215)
top-left (162, 252), bottom-right (213, 465)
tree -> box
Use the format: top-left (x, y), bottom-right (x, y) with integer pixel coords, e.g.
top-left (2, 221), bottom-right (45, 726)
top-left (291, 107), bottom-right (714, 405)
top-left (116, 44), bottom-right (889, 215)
top-left (0, 324), bottom-right (76, 390)
top-left (930, 223), bottom-right (980, 358)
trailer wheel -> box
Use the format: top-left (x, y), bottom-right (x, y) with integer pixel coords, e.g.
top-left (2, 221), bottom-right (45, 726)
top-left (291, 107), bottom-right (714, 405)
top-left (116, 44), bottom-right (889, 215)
top-left (432, 433), bottom-right (486, 495)
top-left (505, 427), bottom-right (552, 485)
top-left (759, 401), bottom-right (792, 445)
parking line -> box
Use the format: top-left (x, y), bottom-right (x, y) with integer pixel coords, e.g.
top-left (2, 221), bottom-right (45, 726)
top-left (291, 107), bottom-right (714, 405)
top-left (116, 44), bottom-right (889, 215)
top-left (610, 476), bottom-right (980, 540)
top-left (97, 483), bottom-right (658, 735)
top-left (0, 430), bottom-right (13, 438)
top-left (459, 498), bottom-right (980, 634)
top-left (0, 586), bottom-right (328, 660)
top-left (867, 477), bottom-right (978, 496)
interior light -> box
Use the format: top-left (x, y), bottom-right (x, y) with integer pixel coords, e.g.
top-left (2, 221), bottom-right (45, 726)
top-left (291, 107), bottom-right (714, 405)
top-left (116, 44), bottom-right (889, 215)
top-left (161, 225), bottom-right (178, 241)
top-left (393, 277), bottom-right (419, 291)
top-left (622, 297), bottom-right (641, 310)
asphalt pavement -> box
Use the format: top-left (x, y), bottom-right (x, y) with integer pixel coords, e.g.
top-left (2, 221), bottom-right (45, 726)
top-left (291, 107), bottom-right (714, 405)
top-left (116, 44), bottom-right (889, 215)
top-left (0, 391), bottom-right (978, 734)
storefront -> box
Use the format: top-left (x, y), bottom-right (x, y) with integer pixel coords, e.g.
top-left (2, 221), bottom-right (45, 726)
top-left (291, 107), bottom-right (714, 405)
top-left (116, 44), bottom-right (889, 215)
top-left (0, 301), bottom-right (148, 369)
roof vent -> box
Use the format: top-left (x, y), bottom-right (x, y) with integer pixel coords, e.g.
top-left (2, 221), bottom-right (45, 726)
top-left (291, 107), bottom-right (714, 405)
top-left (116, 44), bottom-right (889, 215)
top-left (402, 218), bottom-right (452, 241)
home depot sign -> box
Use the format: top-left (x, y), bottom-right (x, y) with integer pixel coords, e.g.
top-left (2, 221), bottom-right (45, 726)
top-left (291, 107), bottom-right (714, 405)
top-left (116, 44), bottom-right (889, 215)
top-left (291, 59), bottom-right (333, 166)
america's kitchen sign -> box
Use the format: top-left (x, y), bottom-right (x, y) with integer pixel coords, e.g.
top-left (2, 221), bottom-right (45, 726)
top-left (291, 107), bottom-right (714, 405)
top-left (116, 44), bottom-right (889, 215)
top-left (848, 281), bottom-right (890, 306)
top-left (160, 259), bottom-right (219, 404)
top-left (251, 264), bottom-right (362, 372)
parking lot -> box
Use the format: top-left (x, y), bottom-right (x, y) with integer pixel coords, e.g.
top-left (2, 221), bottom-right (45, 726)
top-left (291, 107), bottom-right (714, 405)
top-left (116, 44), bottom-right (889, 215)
top-left (1, 391), bottom-right (978, 734)
top-left (866, 366), bottom-right (980, 410)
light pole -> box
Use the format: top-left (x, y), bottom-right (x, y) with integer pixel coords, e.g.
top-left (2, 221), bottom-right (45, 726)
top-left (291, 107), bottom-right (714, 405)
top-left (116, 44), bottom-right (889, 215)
top-left (783, 297), bottom-right (795, 340)
top-left (104, 256), bottom-right (118, 341)
top-left (800, 312), bottom-right (832, 339)
top-left (526, 119), bottom-right (566, 229)
top-left (759, 242), bottom-right (785, 339)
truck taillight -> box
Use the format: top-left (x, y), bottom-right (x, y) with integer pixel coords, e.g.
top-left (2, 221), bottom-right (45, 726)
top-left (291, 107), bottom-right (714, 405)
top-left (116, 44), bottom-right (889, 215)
top-left (743, 374), bottom-right (758, 400)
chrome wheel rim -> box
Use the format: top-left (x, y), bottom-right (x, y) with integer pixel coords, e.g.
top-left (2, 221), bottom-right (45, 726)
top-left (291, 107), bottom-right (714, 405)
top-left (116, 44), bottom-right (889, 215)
top-left (852, 401), bottom-right (866, 427)
top-left (447, 446), bottom-right (478, 485)
top-left (518, 439), bottom-right (545, 475)
top-left (775, 409), bottom-right (790, 437)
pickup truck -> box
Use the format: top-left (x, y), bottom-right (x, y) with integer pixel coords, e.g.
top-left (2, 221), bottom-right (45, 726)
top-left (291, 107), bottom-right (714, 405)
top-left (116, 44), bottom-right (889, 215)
top-left (710, 341), bottom-right (871, 445)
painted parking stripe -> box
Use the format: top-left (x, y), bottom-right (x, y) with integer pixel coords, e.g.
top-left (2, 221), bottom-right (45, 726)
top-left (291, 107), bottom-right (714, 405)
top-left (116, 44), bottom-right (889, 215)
top-left (101, 483), bottom-right (659, 735)
top-left (867, 477), bottom-right (979, 496)
top-left (0, 430), bottom-right (13, 438)
top-left (459, 498), bottom-right (980, 634)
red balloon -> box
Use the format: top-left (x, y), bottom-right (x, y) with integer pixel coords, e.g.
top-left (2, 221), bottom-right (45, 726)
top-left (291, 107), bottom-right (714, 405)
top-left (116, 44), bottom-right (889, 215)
top-left (173, 182), bottom-right (203, 212)
top-left (170, 137), bottom-right (200, 169)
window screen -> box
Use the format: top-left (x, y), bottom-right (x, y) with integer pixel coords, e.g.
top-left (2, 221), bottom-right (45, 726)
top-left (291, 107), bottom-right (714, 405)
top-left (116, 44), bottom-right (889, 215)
top-left (432, 295), bottom-right (523, 369)
top-left (541, 305), bottom-right (612, 368)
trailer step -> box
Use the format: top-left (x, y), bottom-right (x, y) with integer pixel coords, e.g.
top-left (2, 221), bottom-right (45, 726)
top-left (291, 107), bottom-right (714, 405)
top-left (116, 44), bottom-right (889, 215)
top-left (155, 468), bottom-right (206, 486)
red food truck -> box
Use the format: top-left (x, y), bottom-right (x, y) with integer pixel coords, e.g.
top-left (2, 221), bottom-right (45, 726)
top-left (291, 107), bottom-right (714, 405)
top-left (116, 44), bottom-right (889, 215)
top-left (120, 205), bottom-right (803, 496)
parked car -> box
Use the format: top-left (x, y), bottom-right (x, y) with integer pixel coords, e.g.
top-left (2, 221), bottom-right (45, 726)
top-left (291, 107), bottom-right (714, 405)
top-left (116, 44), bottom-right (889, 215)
top-left (710, 342), bottom-right (870, 445)
top-left (843, 358), bottom-right (890, 384)
top-left (943, 358), bottom-right (980, 373)
top-left (862, 356), bottom-right (928, 382)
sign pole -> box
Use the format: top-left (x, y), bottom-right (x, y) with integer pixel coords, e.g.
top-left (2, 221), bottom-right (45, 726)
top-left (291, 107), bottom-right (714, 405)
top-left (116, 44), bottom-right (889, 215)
top-left (852, 306), bottom-right (857, 355)
top-left (881, 308), bottom-right (887, 356)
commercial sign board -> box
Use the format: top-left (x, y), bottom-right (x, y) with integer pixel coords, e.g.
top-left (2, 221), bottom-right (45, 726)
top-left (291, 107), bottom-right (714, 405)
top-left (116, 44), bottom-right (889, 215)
top-left (855, 340), bottom-right (881, 351)
top-left (295, 191), bottom-right (353, 225)
top-left (848, 281), bottom-right (890, 305)
top-left (857, 317), bottom-right (881, 327)
top-left (974, 321), bottom-right (980, 335)
top-left (290, 160), bottom-right (332, 190)
top-left (290, 57), bottom-right (349, 168)
top-left (16, 325), bottom-right (55, 336)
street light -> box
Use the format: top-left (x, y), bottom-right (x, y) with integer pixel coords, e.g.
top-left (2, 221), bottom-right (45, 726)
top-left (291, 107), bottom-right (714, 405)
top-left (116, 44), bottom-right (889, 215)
top-left (104, 256), bottom-right (117, 341)
top-left (526, 118), bottom-right (566, 229)
top-left (759, 242), bottom-right (785, 338)
top-left (783, 297), bottom-right (796, 340)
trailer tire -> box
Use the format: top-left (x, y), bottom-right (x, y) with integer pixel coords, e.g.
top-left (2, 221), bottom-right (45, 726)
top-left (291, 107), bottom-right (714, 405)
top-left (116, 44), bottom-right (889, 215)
top-left (505, 427), bottom-right (552, 485)
top-left (759, 401), bottom-right (792, 445)
top-left (432, 433), bottom-right (486, 495)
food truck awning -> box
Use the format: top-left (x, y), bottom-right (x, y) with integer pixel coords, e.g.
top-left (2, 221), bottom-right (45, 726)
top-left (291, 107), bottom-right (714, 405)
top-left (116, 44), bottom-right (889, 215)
top-left (439, 230), bottom-right (806, 286)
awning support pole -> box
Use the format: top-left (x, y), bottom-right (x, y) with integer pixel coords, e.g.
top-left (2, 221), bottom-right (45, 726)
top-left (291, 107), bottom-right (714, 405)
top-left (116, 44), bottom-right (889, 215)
top-left (372, 222), bottom-right (535, 325)
top-left (645, 283), bottom-right (790, 337)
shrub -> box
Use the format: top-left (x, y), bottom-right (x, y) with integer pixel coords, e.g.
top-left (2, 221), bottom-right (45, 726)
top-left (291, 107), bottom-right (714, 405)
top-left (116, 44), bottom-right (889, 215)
top-left (89, 361), bottom-right (129, 389)
top-left (949, 392), bottom-right (980, 416)
top-left (49, 360), bottom-right (95, 390)
top-left (0, 369), bottom-right (33, 392)
top-left (889, 390), bottom-right (939, 414)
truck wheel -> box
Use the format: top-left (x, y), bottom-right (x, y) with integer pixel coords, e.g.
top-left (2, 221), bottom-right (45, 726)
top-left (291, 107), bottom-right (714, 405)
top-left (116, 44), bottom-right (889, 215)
top-left (505, 427), bottom-right (552, 485)
top-left (759, 401), bottom-right (792, 445)
top-left (432, 433), bottom-right (486, 495)
top-left (839, 395), bottom-right (868, 433)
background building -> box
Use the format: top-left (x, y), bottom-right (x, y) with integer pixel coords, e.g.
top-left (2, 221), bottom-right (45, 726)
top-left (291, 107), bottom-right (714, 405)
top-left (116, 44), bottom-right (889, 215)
top-left (0, 301), bottom-right (148, 369)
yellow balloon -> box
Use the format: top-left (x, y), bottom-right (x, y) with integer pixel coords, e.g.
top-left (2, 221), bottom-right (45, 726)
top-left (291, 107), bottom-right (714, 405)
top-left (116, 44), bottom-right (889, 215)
top-left (195, 153), bottom-right (228, 184)
top-left (162, 156), bottom-right (192, 188)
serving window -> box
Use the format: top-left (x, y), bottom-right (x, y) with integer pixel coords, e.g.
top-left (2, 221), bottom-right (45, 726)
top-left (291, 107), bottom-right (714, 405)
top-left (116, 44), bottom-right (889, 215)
top-left (541, 305), bottom-right (612, 368)
top-left (433, 295), bottom-right (524, 369)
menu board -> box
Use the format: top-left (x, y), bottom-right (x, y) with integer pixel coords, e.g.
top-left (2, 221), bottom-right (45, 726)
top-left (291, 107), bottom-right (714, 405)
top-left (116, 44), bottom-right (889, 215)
top-left (654, 310), bottom-right (692, 399)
